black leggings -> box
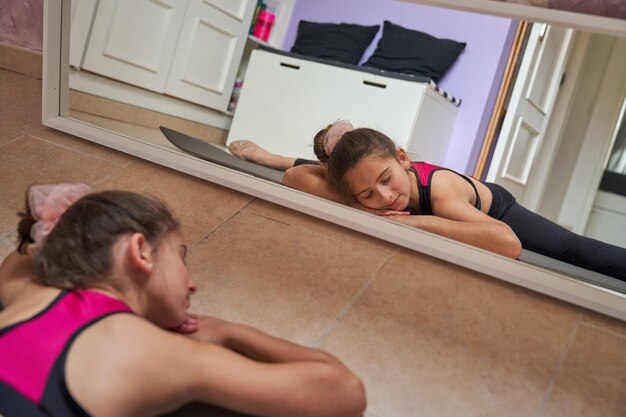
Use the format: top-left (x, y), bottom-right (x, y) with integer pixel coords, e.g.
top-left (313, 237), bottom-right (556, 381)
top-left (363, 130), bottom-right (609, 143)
top-left (499, 202), bottom-right (626, 281)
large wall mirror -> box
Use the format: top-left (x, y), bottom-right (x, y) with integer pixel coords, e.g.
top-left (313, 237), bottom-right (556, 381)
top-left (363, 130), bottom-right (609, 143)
top-left (42, 0), bottom-right (626, 320)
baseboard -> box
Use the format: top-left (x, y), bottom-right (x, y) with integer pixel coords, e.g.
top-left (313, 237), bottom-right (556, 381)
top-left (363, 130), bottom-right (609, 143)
top-left (69, 90), bottom-right (229, 146)
top-left (0, 42), bottom-right (42, 79)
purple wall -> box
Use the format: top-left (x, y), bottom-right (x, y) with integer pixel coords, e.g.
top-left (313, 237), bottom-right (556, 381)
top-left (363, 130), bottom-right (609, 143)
top-left (0, 0), bottom-right (44, 51)
top-left (282, 0), bottom-right (517, 174)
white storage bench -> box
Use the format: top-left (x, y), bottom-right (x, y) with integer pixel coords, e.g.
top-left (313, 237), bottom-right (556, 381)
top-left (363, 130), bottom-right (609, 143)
top-left (227, 48), bottom-right (460, 164)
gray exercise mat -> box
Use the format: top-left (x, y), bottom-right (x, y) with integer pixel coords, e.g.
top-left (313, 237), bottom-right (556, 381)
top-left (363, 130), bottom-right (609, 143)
top-left (160, 126), bottom-right (284, 184)
top-left (519, 249), bottom-right (626, 293)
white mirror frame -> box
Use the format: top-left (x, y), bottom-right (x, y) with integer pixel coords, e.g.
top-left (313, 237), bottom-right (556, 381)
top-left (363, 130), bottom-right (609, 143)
top-left (415, 0), bottom-right (626, 37)
top-left (42, 0), bottom-right (626, 321)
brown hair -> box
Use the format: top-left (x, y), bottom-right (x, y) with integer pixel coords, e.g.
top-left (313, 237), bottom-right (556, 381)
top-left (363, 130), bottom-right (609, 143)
top-left (17, 190), bottom-right (180, 289)
top-left (326, 128), bottom-right (397, 198)
top-left (17, 188), bottom-right (36, 254)
top-left (313, 123), bottom-right (333, 164)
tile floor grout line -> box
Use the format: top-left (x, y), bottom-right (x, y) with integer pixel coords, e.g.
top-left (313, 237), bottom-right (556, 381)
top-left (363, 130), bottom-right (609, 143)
top-left (311, 254), bottom-right (396, 349)
top-left (0, 67), bottom-right (40, 80)
top-left (121, 158), bottom-right (137, 168)
top-left (0, 227), bottom-right (17, 242)
top-left (245, 206), bottom-right (324, 230)
top-left (29, 134), bottom-right (131, 167)
top-left (90, 160), bottom-right (139, 188)
top-left (0, 134), bottom-right (26, 150)
top-left (245, 205), bottom-right (402, 246)
top-left (533, 309), bottom-right (583, 417)
top-left (243, 209), bottom-right (292, 227)
top-left (188, 199), bottom-right (256, 252)
top-left (578, 320), bottom-right (626, 340)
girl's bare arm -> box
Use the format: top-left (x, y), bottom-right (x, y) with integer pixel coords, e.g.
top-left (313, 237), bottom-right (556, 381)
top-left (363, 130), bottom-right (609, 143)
top-left (282, 165), bottom-right (345, 203)
top-left (70, 315), bottom-right (366, 417)
top-left (188, 315), bottom-right (348, 367)
top-left (389, 213), bottom-right (521, 258)
top-left (389, 171), bottom-right (521, 258)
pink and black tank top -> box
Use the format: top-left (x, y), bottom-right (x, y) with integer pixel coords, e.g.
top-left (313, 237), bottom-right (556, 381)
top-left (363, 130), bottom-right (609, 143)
top-left (410, 162), bottom-right (517, 218)
top-left (410, 161), bottom-right (482, 215)
top-left (0, 290), bottom-right (133, 417)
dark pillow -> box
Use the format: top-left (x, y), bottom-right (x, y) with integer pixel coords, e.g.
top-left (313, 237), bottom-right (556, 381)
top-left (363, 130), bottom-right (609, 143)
top-left (290, 21), bottom-right (380, 65)
top-left (363, 21), bottom-right (466, 82)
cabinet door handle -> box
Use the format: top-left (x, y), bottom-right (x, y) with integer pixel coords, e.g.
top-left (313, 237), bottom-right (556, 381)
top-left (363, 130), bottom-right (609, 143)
top-left (363, 80), bottom-right (387, 89)
top-left (280, 62), bottom-right (300, 70)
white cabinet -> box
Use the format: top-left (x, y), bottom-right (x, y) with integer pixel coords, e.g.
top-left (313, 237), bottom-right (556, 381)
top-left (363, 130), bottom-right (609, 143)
top-left (227, 49), bottom-right (459, 163)
top-left (80, 0), bottom-right (255, 112)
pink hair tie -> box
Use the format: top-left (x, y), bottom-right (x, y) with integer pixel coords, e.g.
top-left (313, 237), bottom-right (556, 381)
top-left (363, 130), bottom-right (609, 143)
top-left (29, 183), bottom-right (91, 247)
top-left (323, 120), bottom-right (354, 157)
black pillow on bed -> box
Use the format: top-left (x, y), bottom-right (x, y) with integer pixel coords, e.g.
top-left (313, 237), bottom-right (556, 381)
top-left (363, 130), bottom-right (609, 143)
top-left (362, 21), bottom-right (466, 82)
top-left (290, 20), bottom-right (380, 65)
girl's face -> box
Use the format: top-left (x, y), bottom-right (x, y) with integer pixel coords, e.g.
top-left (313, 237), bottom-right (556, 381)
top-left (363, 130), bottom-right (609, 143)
top-left (147, 232), bottom-right (196, 328)
top-left (344, 150), bottom-right (413, 211)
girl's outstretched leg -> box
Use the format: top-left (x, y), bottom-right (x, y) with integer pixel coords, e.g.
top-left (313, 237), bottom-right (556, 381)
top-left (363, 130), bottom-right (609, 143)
top-left (500, 203), bottom-right (626, 280)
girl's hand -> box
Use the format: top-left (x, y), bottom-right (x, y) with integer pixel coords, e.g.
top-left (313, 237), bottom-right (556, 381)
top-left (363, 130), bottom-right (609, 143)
top-left (170, 314), bottom-right (200, 334)
top-left (350, 201), bottom-right (410, 216)
top-left (384, 214), bottom-right (423, 227)
top-left (185, 315), bottom-right (231, 345)
top-left (369, 209), bottom-right (411, 216)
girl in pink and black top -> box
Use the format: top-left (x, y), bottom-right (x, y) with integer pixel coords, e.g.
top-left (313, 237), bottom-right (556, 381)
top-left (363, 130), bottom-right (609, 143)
top-left (0, 185), bottom-right (365, 417)
top-left (231, 123), bottom-right (626, 280)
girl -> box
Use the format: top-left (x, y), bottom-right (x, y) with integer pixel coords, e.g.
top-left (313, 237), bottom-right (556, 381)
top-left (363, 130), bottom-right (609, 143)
top-left (0, 184), bottom-right (366, 417)
top-left (231, 124), bottom-right (626, 280)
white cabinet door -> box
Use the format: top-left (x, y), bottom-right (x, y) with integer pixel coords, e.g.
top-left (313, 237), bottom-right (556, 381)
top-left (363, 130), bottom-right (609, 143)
top-left (82, 0), bottom-right (188, 93)
top-left (204, 0), bottom-right (249, 20)
top-left (164, 0), bottom-right (255, 112)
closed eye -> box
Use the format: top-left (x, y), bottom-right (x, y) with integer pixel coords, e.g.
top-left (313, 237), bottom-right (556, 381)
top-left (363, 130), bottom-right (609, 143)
top-left (180, 244), bottom-right (188, 265)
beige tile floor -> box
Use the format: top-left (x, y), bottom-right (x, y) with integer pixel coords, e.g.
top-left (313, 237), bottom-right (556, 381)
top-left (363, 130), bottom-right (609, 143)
top-left (1, 68), bottom-right (626, 417)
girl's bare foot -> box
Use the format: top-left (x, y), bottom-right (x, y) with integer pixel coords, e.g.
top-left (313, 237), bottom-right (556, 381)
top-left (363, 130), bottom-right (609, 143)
top-left (229, 140), bottom-right (263, 161)
top-left (228, 140), bottom-right (296, 170)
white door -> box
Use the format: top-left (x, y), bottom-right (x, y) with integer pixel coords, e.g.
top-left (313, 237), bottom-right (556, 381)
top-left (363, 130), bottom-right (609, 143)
top-left (82, 0), bottom-right (188, 93)
top-left (486, 24), bottom-right (573, 210)
top-left (559, 38), bottom-right (626, 233)
top-left (165, 0), bottom-right (255, 112)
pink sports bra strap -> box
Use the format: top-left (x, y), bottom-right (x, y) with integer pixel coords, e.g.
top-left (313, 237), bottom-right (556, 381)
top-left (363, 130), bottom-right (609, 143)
top-left (411, 161), bottom-right (443, 187)
top-left (410, 161), bottom-right (481, 215)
